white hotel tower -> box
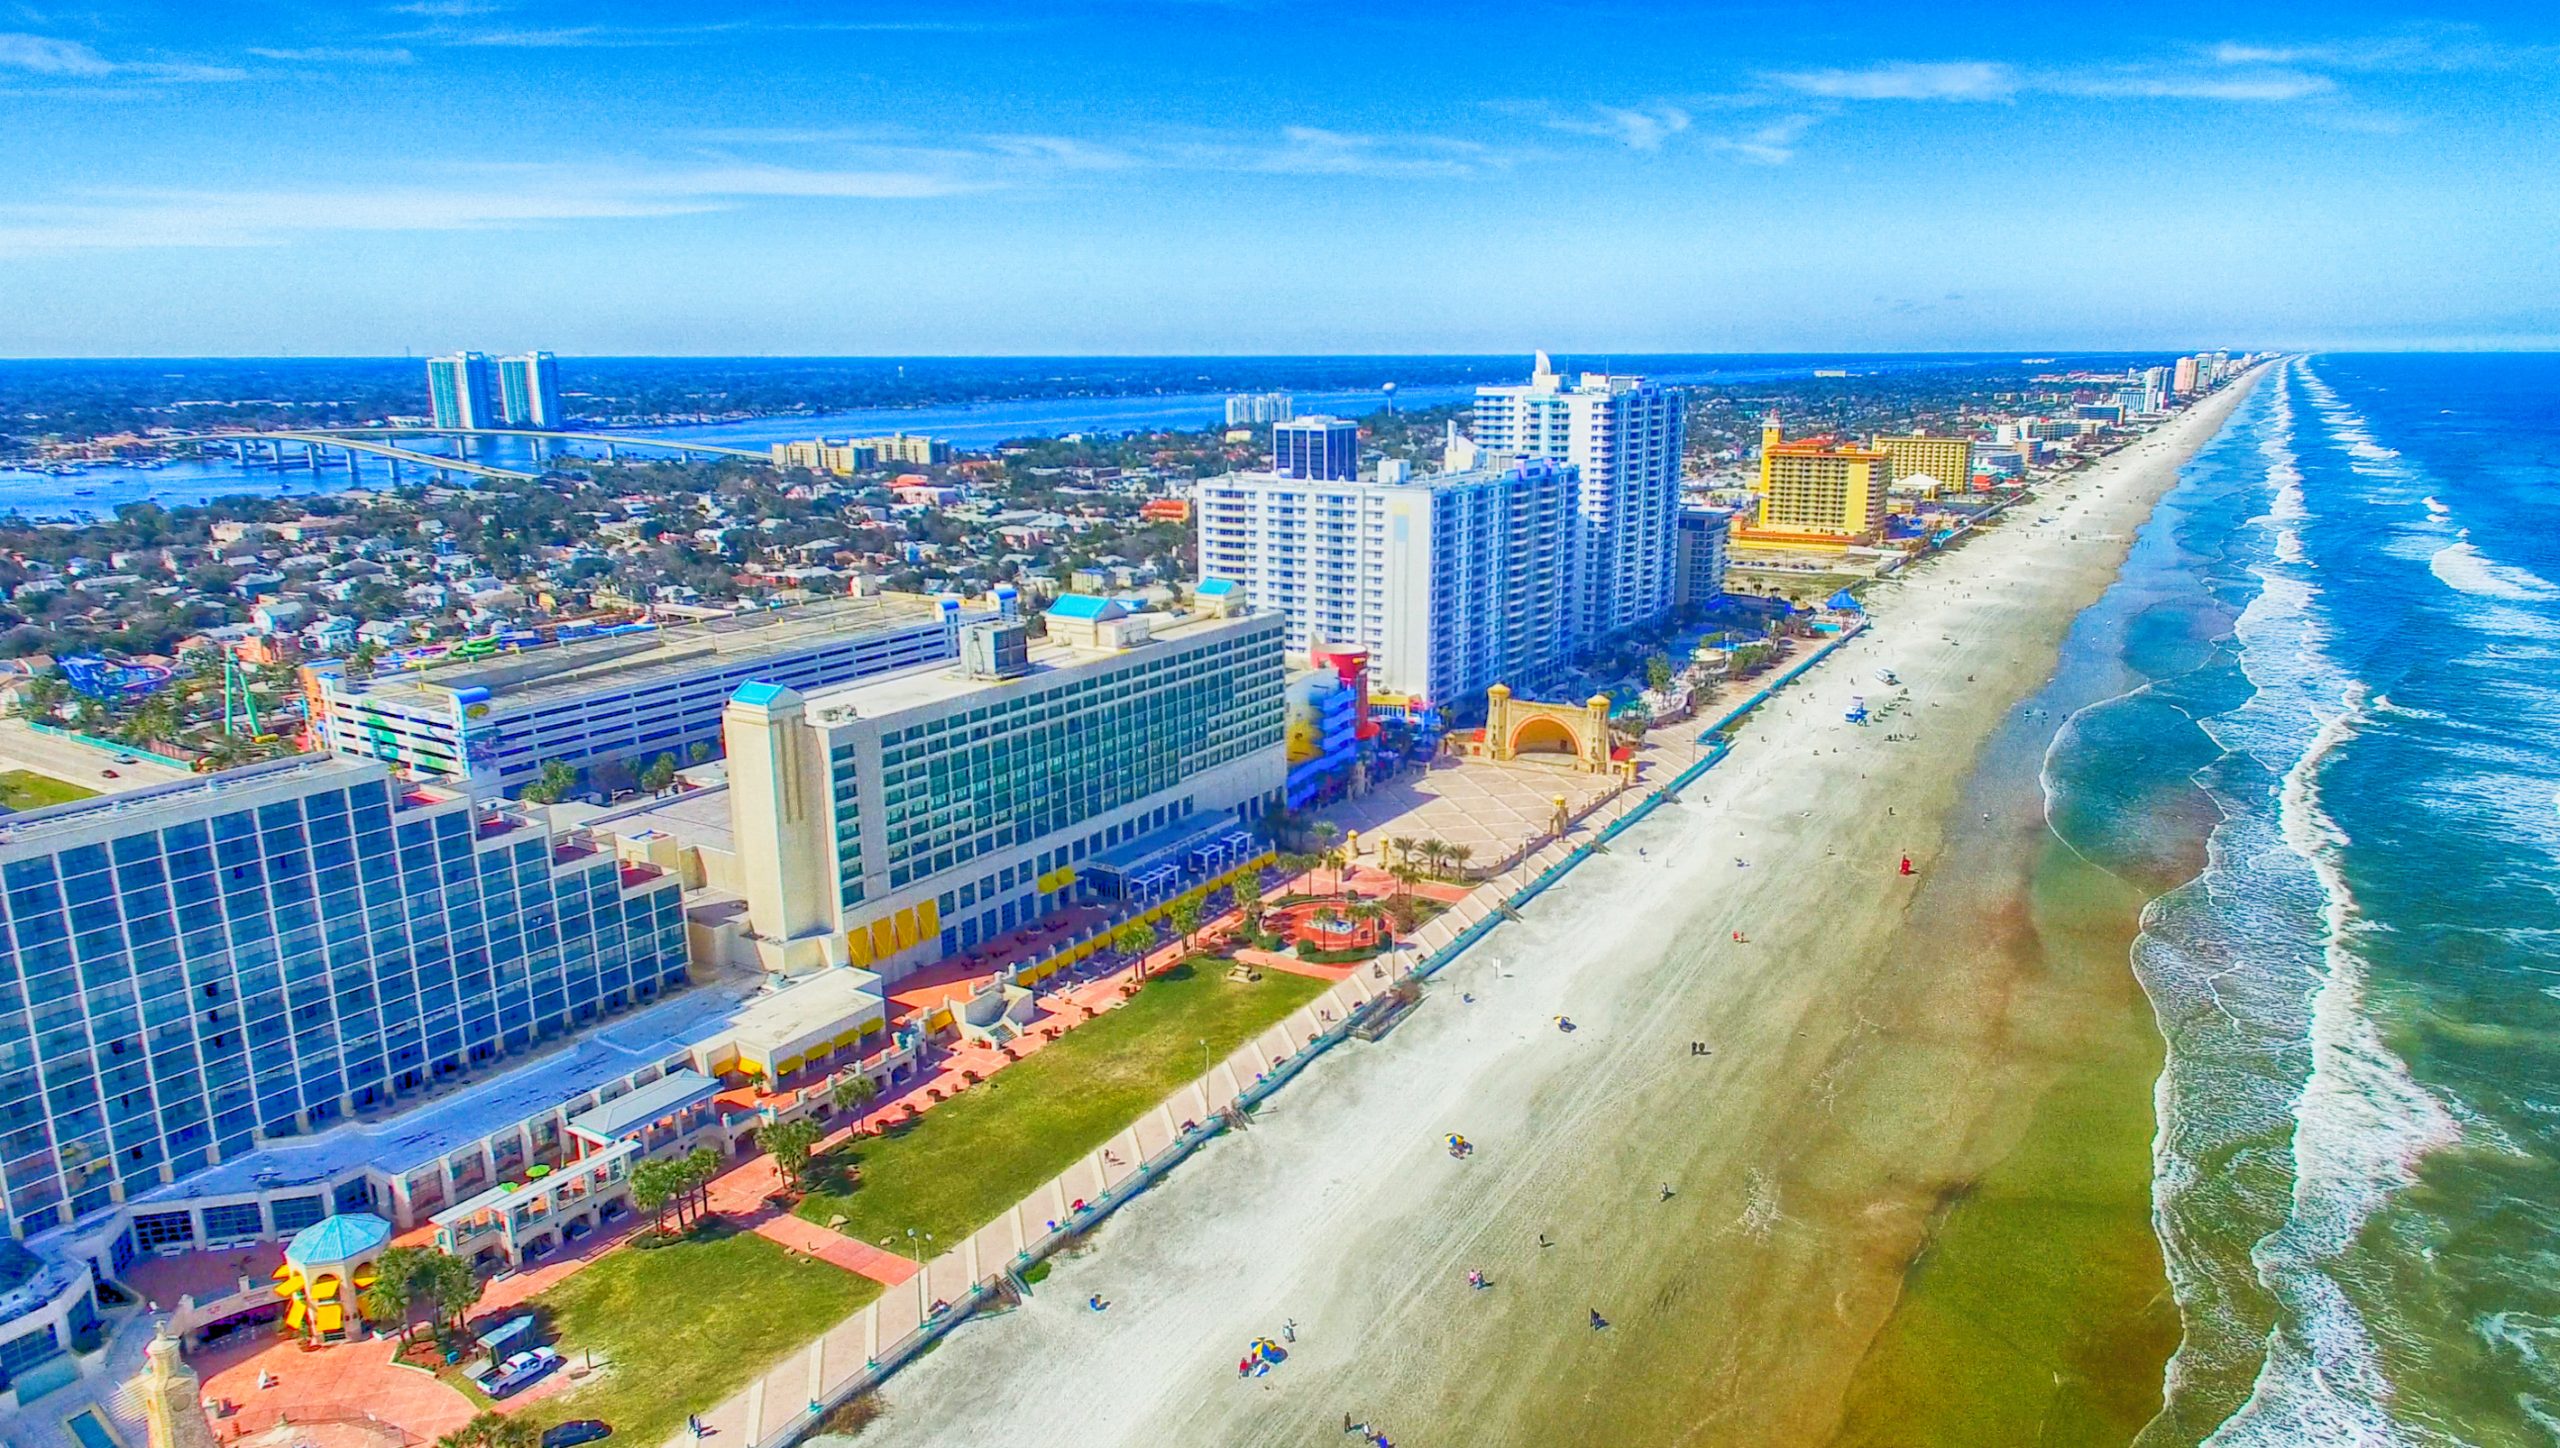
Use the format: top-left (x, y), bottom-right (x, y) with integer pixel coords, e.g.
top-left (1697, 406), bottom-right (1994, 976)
top-left (1193, 455), bottom-right (1582, 710)
top-left (1466, 353), bottom-right (1685, 640)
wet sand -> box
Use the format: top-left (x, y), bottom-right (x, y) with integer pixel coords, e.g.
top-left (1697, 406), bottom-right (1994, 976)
top-left (837, 374), bottom-right (2264, 1448)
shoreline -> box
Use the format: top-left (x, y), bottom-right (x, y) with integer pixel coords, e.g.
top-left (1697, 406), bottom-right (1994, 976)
top-left (836, 374), bottom-right (2267, 1448)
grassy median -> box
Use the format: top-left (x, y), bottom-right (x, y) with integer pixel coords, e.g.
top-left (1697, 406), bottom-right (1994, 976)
top-left (0, 771), bottom-right (94, 811)
top-left (517, 1221), bottom-right (881, 1448)
top-left (796, 960), bottom-right (1329, 1246)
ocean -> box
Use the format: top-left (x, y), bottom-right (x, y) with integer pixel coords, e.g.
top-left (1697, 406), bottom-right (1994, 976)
top-left (2040, 356), bottom-right (2560, 1445)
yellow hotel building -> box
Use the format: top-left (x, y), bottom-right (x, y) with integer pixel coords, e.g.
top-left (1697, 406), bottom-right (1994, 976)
top-left (1752, 419), bottom-right (1892, 541)
top-left (1872, 433), bottom-right (1975, 497)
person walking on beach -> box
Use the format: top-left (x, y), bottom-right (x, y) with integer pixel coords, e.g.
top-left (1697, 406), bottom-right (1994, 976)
top-left (1659, 1181), bottom-right (1676, 1202)
top-left (1589, 1308), bottom-right (1610, 1331)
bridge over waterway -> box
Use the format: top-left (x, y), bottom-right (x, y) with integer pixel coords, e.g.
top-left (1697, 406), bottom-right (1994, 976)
top-left (162, 426), bottom-right (775, 485)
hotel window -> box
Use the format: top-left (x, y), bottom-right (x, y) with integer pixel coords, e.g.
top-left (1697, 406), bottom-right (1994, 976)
top-left (266, 1193), bottom-right (325, 1233)
top-left (201, 1201), bottom-right (264, 1241)
top-left (132, 1209), bottom-right (196, 1250)
top-left (0, 1326), bottom-right (60, 1378)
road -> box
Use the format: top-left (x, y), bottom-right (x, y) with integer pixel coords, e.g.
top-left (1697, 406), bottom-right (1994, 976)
top-left (0, 717), bottom-right (190, 795)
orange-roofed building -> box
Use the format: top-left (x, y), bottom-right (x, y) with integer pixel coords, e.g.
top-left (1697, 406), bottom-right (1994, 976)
top-left (1750, 416), bottom-right (1892, 541)
top-left (1140, 498), bottom-right (1191, 524)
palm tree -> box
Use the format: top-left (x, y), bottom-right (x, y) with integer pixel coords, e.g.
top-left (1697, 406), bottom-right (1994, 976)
top-left (764, 1118), bottom-right (825, 1192)
top-left (1319, 844), bottom-right (1347, 897)
top-left (420, 1251), bottom-right (481, 1335)
top-left (1113, 919), bottom-right (1160, 980)
top-left (685, 1145), bottom-right (723, 1219)
top-left (632, 1159), bottom-right (681, 1232)
top-left (1274, 851), bottom-right (1313, 892)
top-left (1235, 874), bottom-right (1266, 939)
top-left (1388, 861), bottom-right (1420, 900)
top-left (360, 1244), bottom-right (428, 1340)
top-left (1414, 839), bottom-right (1450, 879)
top-left (1446, 842), bottom-right (1475, 879)
top-left (830, 1073), bottom-right (879, 1118)
top-left (1308, 822), bottom-right (1341, 887)
top-left (1167, 894), bottom-right (1203, 952)
top-left (1386, 836), bottom-right (1416, 870)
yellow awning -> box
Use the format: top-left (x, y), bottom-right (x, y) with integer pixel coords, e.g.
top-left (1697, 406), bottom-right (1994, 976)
top-left (271, 1263), bottom-right (295, 1280)
top-left (273, 1280), bottom-right (299, 1298)
top-left (315, 1303), bottom-right (344, 1334)
top-left (308, 1277), bottom-right (341, 1302)
top-left (284, 1298), bottom-right (305, 1330)
top-left (352, 1267), bottom-right (378, 1289)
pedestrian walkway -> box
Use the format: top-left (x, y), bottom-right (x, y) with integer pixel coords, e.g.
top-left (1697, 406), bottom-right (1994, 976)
top-left (751, 1214), bottom-right (921, 1286)
top-left (195, 1333), bottom-right (475, 1445)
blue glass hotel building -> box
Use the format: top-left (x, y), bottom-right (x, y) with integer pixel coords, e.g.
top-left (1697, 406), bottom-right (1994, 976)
top-left (0, 757), bottom-right (688, 1240)
top-left (0, 757), bottom-right (691, 1405)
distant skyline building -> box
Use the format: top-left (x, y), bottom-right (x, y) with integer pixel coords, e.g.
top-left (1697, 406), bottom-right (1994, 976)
top-left (769, 434), bottom-right (951, 474)
top-left (1193, 459), bottom-right (1583, 708)
top-left (425, 352), bottom-right (498, 430)
top-left (1225, 392), bottom-right (1294, 426)
top-left (722, 599), bottom-right (1284, 978)
top-left (496, 352), bottom-right (564, 428)
top-left (1466, 353), bottom-right (1685, 640)
top-left (1269, 416), bottom-right (1360, 482)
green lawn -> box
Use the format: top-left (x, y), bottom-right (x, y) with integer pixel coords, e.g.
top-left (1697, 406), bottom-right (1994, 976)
top-left (514, 1221), bottom-right (881, 1448)
top-left (0, 771), bottom-right (94, 811)
top-left (796, 960), bottom-right (1328, 1246)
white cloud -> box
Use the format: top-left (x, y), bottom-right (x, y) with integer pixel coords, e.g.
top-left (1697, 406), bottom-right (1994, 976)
top-left (0, 161), bottom-right (980, 254)
top-left (2050, 67), bottom-right (2333, 101)
top-left (982, 134), bottom-right (1139, 170)
top-left (2203, 34), bottom-right (2525, 72)
top-left (247, 46), bottom-right (416, 65)
top-left (0, 31), bottom-right (240, 81)
top-left (1543, 103), bottom-right (1693, 151)
top-left (1774, 60), bottom-right (2018, 102)
top-left (0, 32), bottom-right (112, 75)
top-left (1772, 56), bottom-right (2335, 105)
top-left (1168, 125), bottom-right (1492, 178)
top-left (1712, 113), bottom-right (1821, 165)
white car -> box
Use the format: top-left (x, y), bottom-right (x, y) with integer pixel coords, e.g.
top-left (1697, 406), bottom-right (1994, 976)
top-left (480, 1346), bottom-right (563, 1399)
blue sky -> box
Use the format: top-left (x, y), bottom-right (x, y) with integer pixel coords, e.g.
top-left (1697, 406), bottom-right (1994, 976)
top-left (1, 1), bottom-right (2554, 356)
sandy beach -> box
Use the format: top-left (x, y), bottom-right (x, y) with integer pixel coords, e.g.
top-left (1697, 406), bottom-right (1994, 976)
top-left (835, 373), bottom-right (2266, 1448)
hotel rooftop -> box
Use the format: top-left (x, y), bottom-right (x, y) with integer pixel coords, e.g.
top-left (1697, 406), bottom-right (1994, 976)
top-left (0, 756), bottom-right (409, 854)
top-left (801, 602), bottom-right (1249, 723)
top-left (347, 593), bottom-right (950, 712)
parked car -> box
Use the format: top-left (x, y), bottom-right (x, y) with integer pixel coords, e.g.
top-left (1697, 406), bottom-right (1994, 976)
top-left (478, 1346), bottom-right (562, 1399)
top-left (541, 1422), bottom-right (611, 1448)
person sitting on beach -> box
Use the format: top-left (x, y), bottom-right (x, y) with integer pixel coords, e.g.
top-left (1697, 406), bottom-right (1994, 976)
top-left (1589, 1308), bottom-right (1610, 1331)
